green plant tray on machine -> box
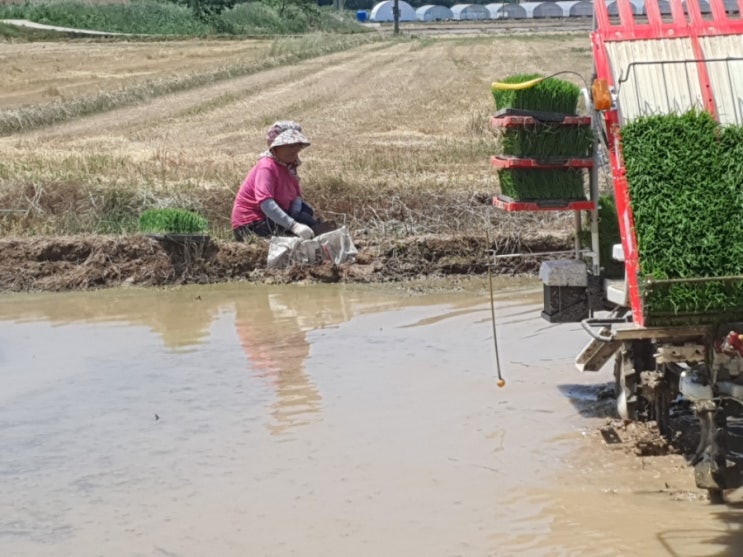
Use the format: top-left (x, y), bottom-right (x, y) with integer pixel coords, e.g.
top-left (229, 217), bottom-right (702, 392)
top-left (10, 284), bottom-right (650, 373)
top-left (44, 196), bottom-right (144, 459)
top-left (498, 167), bottom-right (586, 202)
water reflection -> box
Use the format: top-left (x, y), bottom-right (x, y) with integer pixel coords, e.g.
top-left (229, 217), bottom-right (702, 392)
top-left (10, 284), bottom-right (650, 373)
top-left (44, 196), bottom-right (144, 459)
top-left (234, 289), bottom-right (355, 436)
top-left (0, 281), bottom-right (540, 438)
top-left (6, 280), bottom-right (740, 556)
top-left (0, 288), bottom-right (219, 349)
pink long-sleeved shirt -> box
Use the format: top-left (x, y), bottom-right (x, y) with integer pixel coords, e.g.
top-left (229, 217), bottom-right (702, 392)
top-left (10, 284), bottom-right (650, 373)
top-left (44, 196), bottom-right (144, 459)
top-left (231, 157), bottom-right (302, 229)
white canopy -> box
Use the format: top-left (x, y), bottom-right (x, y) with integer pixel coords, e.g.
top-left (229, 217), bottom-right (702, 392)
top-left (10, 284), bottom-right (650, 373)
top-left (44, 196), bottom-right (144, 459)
top-left (416, 4), bottom-right (454, 21)
top-left (451, 3), bottom-right (490, 20)
top-left (370, 0), bottom-right (417, 21)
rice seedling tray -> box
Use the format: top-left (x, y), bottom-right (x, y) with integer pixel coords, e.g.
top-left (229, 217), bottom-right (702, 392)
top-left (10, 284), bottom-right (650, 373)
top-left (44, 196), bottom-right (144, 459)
top-left (493, 126), bottom-right (593, 159)
top-left (492, 194), bottom-right (595, 212)
top-left (490, 113), bottom-right (591, 128)
top-left (491, 107), bottom-right (584, 123)
top-left (497, 167), bottom-right (587, 202)
top-left (491, 74), bottom-right (581, 116)
top-left (639, 275), bottom-right (743, 327)
top-left (491, 155), bottom-right (593, 169)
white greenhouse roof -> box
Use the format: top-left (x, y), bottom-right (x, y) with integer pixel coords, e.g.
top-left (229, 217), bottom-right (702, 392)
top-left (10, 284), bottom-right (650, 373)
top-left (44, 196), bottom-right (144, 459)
top-left (451, 3), bottom-right (490, 19)
top-left (485, 2), bottom-right (504, 18)
top-left (558, 1), bottom-right (593, 16)
top-left (520, 1), bottom-right (564, 17)
top-left (370, 0), bottom-right (417, 21)
top-left (416, 4), bottom-right (454, 20)
top-left (498, 3), bottom-right (528, 18)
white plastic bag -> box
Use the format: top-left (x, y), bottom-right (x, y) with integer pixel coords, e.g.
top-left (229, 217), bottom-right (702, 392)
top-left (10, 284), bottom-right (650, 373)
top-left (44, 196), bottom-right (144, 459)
top-left (267, 226), bottom-right (357, 269)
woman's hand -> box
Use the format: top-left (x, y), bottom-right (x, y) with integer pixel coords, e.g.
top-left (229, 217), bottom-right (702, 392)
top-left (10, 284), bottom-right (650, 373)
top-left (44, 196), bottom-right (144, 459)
top-left (290, 222), bottom-right (315, 240)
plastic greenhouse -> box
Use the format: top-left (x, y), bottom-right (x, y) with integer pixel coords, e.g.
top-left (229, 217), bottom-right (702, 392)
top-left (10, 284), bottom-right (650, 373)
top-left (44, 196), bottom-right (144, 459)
top-left (370, 0), bottom-right (417, 21)
top-left (451, 3), bottom-right (490, 19)
top-left (416, 4), bottom-right (454, 21)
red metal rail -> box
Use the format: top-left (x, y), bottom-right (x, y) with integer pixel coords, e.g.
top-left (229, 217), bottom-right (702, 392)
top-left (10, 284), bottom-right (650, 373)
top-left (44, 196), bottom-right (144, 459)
top-left (491, 155), bottom-right (593, 169)
top-left (489, 115), bottom-right (592, 128)
top-left (492, 195), bottom-right (595, 212)
top-left (591, 0), bottom-right (743, 326)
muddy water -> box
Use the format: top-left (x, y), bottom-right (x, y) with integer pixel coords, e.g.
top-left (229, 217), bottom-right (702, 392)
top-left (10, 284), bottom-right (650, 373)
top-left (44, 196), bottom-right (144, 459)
top-left (1, 281), bottom-right (743, 557)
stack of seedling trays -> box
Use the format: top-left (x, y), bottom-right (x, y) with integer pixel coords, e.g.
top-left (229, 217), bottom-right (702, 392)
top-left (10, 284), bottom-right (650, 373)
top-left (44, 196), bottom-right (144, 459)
top-left (490, 74), bottom-right (594, 211)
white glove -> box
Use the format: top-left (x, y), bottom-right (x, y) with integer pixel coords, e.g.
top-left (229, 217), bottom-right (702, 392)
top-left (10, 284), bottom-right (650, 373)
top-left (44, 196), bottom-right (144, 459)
top-left (291, 222), bottom-right (314, 240)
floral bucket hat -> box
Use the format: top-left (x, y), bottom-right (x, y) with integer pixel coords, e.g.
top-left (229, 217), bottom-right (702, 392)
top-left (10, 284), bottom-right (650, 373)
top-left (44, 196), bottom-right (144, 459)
top-left (266, 120), bottom-right (310, 150)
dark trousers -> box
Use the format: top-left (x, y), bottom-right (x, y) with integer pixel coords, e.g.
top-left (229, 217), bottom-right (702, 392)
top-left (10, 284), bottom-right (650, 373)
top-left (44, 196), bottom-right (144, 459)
top-left (292, 202), bottom-right (318, 227)
top-left (233, 204), bottom-right (331, 242)
top-left (233, 219), bottom-right (288, 241)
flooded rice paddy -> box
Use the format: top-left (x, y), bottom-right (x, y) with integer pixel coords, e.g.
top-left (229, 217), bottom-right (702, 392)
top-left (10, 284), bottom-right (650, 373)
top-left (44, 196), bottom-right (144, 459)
top-left (2, 281), bottom-right (743, 557)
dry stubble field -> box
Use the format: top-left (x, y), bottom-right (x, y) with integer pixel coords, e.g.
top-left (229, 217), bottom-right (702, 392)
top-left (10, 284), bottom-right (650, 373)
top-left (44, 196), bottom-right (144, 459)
top-left (0, 33), bottom-right (596, 290)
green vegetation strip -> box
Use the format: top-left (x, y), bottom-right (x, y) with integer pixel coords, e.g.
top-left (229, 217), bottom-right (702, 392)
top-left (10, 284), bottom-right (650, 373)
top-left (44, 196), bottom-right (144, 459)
top-left (492, 73), bottom-right (581, 116)
top-left (498, 168), bottom-right (585, 201)
top-left (622, 110), bottom-right (743, 324)
top-left (139, 208), bottom-right (209, 234)
top-left (580, 194), bottom-right (623, 279)
top-left (0, 1), bottom-right (366, 36)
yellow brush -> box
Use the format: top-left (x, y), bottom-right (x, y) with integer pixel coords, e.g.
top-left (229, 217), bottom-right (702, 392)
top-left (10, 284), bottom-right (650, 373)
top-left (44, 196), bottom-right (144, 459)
top-left (490, 71), bottom-right (588, 96)
top-left (490, 76), bottom-right (546, 93)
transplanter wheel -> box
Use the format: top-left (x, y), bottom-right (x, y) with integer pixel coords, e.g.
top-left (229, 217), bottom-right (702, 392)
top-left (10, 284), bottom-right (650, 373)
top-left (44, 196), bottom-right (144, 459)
top-left (653, 374), bottom-right (672, 437)
top-left (614, 341), bottom-right (655, 422)
top-left (692, 404), bottom-right (737, 501)
top-left (708, 488), bottom-right (725, 505)
top-left (614, 353), bottom-right (639, 421)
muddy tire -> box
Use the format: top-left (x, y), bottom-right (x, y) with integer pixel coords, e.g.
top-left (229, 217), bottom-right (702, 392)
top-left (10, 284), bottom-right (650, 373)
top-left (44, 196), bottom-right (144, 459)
top-left (654, 386), bottom-right (671, 437)
top-left (708, 488), bottom-right (725, 505)
top-left (614, 354), bottom-right (639, 421)
top-left (614, 341), bottom-right (656, 422)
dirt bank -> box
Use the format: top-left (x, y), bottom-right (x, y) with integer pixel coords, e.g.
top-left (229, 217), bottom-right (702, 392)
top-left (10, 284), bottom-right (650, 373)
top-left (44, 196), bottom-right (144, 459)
top-left (0, 231), bottom-right (571, 292)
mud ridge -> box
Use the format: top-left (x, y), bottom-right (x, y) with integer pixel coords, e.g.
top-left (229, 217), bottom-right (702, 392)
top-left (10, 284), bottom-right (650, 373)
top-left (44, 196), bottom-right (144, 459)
top-left (0, 232), bottom-right (570, 292)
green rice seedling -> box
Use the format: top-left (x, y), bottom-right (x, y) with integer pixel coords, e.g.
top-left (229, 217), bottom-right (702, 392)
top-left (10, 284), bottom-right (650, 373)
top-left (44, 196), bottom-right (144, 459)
top-left (641, 279), bottom-right (743, 326)
top-left (498, 168), bottom-right (586, 201)
top-left (499, 124), bottom-right (592, 158)
top-left (138, 208), bottom-right (209, 235)
top-left (580, 194), bottom-right (623, 278)
top-left (622, 110), bottom-right (743, 324)
top-left (492, 74), bottom-right (581, 115)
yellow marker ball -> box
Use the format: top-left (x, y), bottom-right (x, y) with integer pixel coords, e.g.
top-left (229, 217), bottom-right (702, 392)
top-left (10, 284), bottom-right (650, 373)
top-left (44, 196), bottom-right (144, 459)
top-left (497, 379), bottom-right (506, 388)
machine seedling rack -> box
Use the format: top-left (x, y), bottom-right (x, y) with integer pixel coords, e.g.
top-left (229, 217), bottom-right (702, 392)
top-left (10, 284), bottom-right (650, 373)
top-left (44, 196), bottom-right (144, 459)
top-left (487, 0), bottom-right (743, 500)
top-left (581, 0), bottom-right (743, 500)
top-left (489, 102), bottom-right (600, 273)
